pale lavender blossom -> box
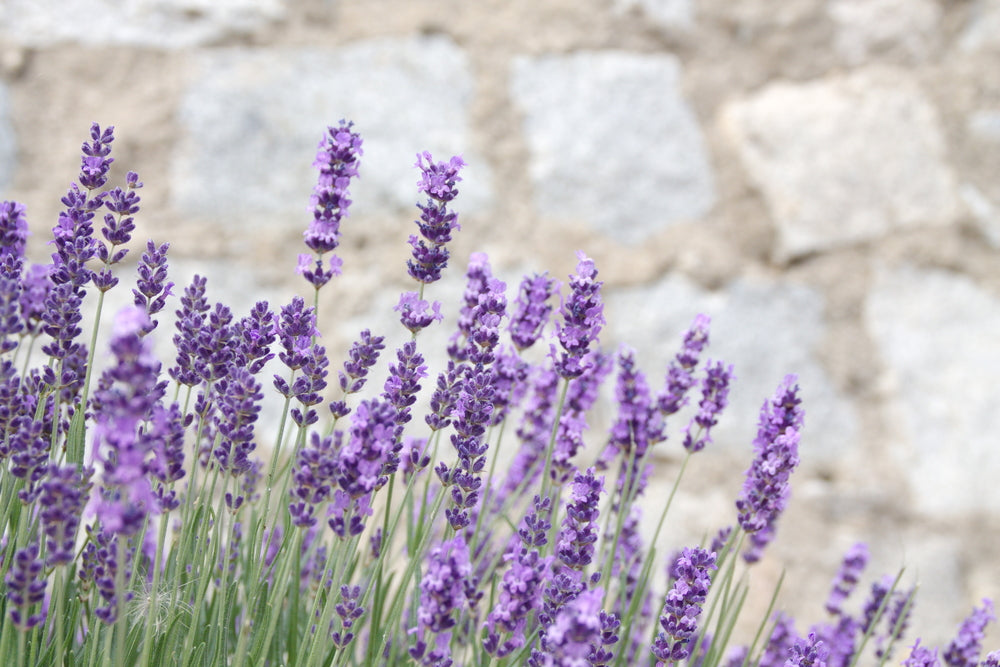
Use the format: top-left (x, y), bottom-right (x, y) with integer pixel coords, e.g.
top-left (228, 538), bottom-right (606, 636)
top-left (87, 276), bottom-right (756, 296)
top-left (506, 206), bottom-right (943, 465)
top-left (826, 543), bottom-right (869, 617)
top-left (944, 599), bottom-right (996, 667)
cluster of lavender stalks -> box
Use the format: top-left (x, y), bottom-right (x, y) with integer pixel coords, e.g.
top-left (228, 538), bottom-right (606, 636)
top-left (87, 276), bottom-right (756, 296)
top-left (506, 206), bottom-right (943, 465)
top-left (0, 121), bottom-right (995, 667)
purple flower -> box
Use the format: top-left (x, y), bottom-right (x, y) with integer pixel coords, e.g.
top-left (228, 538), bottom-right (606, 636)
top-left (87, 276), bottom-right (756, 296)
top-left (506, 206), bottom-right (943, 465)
top-left (332, 329), bottom-right (386, 416)
top-left (328, 398), bottom-right (397, 538)
top-left (132, 240), bottom-right (173, 335)
top-left (410, 536), bottom-right (472, 665)
top-left (232, 301), bottom-right (277, 375)
top-left (658, 314), bottom-right (712, 416)
top-left (18, 263), bottom-right (51, 338)
top-left (91, 306), bottom-right (166, 536)
top-left (406, 152), bottom-right (465, 284)
top-left (735, 375), bottom-right (803, 552)
top-left (146, 403), bottom-right (187, 512)
top-left (10, 418), bottom-right (50, 504)
top-left (5, 541), bottom-right (47, 629)
top-left (604, 346), bottom-right (661, 466)
top-left (556, 468), bottom-right (604, 571)
top-left (438, 366), bottom-right (496, 531)
top-left (826, 543), bottom-right (869, 617)
top-left (484, 505), bottom-right (554, 658)
top-left (425, 360), bottom-right (464, 432)
top-left (944, 599), bottom-right (996, 667)
top-left (761, 614), bottom-right (800, 667)
top-left (533, 587), bottom-right (607, 667)
top-left (93, 175), bottom-right (142, 292)
top-left (79, 531), bottom-right (134, 624)
top-left (212, 366), bottom-right (264, 485)
top-left (490, 346), bottom-right (529, 426)
top-left (449, 252), bottom-right (493, 361)
top-left (860, 575), bottom-right (893, 635)
top-left (553, 252), bottom-right (604, 379)
top-left (170, 275), bottom-right (210, 387)
top-left (682, 360), bottom-right (734, 453)
top-left (982, 652), bottom-right (1000, 667)
top-left (289, 432), bottom-right (337, 528)
top-left (0, 200), bottom-right (29, 261)
top-left (786, 633), bottom-right (829, 667)
top-left (509, 271), bottom-right (558, 351)
top-left (275, 296), bottom-right (319, 374)
top-left (288, 343), bottom-right (329, 427)
top-left (78, 122), bottom-right (115, 190)
top-left (332, 584), bottom-right (364, 649)
top-left (551, 350), bottom-right (614, 486)
top-left (652, 547), bottom-right (717, 664)
top-left (40, 463), bottom-right (94, 566)
top-left (302, 121), bottom-right (362, 287)
top-left (395, 291), bottom-right (443, 334)
top-left (904, 640), bottom-right (941, 667)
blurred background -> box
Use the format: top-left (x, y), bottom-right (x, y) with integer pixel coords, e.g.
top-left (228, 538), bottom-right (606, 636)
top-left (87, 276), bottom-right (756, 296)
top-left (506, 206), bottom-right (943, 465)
top-left (1, 0), bottom-right (998, 651)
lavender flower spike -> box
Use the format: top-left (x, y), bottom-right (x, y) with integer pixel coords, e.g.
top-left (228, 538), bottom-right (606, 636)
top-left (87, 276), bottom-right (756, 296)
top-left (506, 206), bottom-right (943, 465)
top-left (944, 599), bottom-right (996, 667)
top-left (658, 313), bottom-right (711, 416)
top-left (826, 542), bottom-right (869, 617)
top-left (509, 272), bottom-right (558, 351)
top-left (410, 536), bottom-right (472, 666)
top-left (904, 640), bottom-right (942, 667)
top-left (786, 633), bottom-right (829, 667)
top-left (300, 120), bottom-right (362, 289)
top-left (554, 251), bottom-right (605, 380)
top-left (682, 360), bottom-right (733, 453)
top-left (407, 151), bottom-right (465, 285)
top-left (652, 547), bottom-right (717, 664)
top-left (735, 375), bottom-right (803, 550)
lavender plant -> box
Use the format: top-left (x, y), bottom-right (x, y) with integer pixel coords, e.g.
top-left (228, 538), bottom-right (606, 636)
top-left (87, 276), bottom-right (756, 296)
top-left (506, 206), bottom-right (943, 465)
top-left (0, 122), bottom-right (992, 667)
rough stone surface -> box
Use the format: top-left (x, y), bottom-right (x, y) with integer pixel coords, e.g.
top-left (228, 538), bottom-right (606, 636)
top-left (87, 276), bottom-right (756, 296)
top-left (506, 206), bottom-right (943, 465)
top-left (605, 273), bottom-right (858, 463)
top-left (826, 0), bottom-right (941, 65)
top-left (866, 265), bottom-right (1000, 518)
top-left (613, 0), bottom-right (693, 28)
top-left (0, 84), bottom-right (13, 192)
top-left (722, 68), bottom-right (961, 260)
top-left (510, 51), bottom-right (716, 244)
top-left (171, 36), bottom-right (491, 231)
top-left (960, 0), bottom-right (1000, 52)
top-left (0, 0), bottom-right (284, 48)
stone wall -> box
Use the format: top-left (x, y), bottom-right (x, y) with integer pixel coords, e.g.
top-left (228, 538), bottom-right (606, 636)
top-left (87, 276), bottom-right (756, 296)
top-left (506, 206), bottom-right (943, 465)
top-left (1, 0), bottom-right (998, 649)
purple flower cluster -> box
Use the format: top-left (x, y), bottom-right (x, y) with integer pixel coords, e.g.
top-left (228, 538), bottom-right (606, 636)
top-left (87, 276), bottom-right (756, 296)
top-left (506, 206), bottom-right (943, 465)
top-left (552, 350), bottom-right (613, 485)
top-left (411, 536), bottom-right (473, 666)
top-left (132, 240), bottom-right (173, 335)
top-left (91, 307), bottom-right (167, 536)
top-left (299, 120), bottom-right (362, 289)
top-left (407, 151), bottom-right (465, 285)
top-left (329, 329), bottom-right (385, 419)
top-left (944, 599), bottom-right (996, 667)
top-left (289, 432), bottom-right (337, 528)
top-left (786, 633), bottom-right (830, 667)
top-left (484, 499), bottom-right (554, 658)
top-left (93, 171), bottom-right (142, 292)
top-left (556, 468), bottom-right (604, 571)
top-left (652, 547), bottom-right (717, 664)
top-left (40, 464), bottom-right (94, 566)
top-left (905, 640), bottom-right (942, 667)
top-left (658, 314), bottom-right (712, 416)
top-left (826, 542), bottom-right (869, 617)
top-left (553, 252), bottom-right (604, 379)
top-left (735, 374), bottom-right (804, 560)
top-left (531, 587), bottom-right (607, 667)
top-left (681, 360), bottom-right (734, 453)
top-left (509, 272), bottom-right (558, 351)
top-left (5, 542), bottom-right (47, 629)
top-left (328, 398), bottom-right (397, 538)
top-left (381, 340), bottom-right (428, 471)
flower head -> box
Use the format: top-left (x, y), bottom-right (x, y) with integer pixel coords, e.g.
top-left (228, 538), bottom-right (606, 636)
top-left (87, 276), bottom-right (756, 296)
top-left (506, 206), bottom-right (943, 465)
top-left (826, 543), bottom-right (869, 617)
top-left (652, 547), bottom-right (717, 664)
top-left (944, 599), bottom-right (996, 667)
top-left (553, 252), bottom-right (604, 379)
top-left (509, 272), bottom-right (558, 351)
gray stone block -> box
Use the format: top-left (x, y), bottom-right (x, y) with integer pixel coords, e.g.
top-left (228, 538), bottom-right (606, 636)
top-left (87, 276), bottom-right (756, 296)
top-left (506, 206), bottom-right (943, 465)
top-left (0, 0), bottom-right (284, 48)
top-left (606, 273), bottom-right (858, 462)
top-left (171, 36), bottom-right (491, 230)
top-left (867, 265), bottom-right (1000, 518)
top-left (613, 0), bottom-right (693, 29)
top-left (722, 68), bottom-right (960, 260)
top-left (510, 51), bottom-right (715, 244)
